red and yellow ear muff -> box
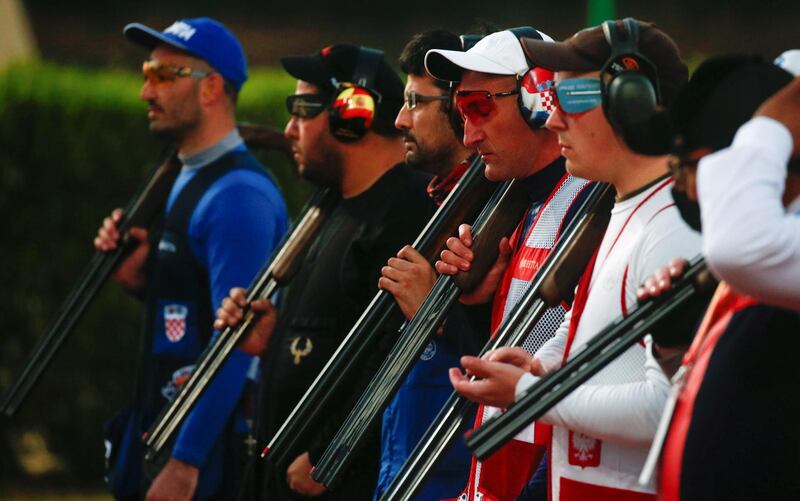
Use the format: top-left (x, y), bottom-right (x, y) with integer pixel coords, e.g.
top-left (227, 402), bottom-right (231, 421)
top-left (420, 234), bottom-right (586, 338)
top-left (329, 84), bottom-right (376, 140)
top-left (328, 47), bottom-right (384, 142)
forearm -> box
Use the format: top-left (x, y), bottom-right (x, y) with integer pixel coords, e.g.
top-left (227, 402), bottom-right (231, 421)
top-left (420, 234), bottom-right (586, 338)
top-left (699, 117), bottom-right (800, 309)
top-left (172, 349), bottom-right (254, 465)
top-left (518, 339), bottom-right (670, 448)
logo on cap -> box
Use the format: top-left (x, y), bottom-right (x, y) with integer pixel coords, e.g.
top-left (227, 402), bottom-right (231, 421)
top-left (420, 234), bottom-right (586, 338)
top-left (622, 56), bottom-right (640, 70)
top-left (164, 21), bottom-right (197, 41)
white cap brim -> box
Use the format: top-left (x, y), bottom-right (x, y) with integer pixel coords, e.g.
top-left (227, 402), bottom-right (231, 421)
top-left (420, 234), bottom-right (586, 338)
top-left (425, 49), bottom-right (517, 82)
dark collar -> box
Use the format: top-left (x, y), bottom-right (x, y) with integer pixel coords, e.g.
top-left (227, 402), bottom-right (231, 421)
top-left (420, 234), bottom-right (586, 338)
top-left (426, 155), bottom-right (475, 205)
top-left (615, 173), bottom-right (671, 202)
top-left (520, 156), bottom-right (567, 204)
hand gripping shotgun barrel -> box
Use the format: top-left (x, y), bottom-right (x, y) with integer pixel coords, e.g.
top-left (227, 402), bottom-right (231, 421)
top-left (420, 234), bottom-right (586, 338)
top-left (0, 124), bottom-right (290, 418)
top-left (311, 177), bottom-right (536, 488)
top-left (466, 255), bottom-right (716, 461)
top-left (261, 156), bottom-right (496, 471)
top-left (380, 182), bottom-right (615, 501)
top-left (143, 185), bottom-right (339, 461)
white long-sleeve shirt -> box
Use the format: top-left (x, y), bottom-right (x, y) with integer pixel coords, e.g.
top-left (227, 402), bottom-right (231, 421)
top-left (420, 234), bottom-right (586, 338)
top-left (698, 116), bottom-right (800, 310)
top-left (516, 179), bottom-right (701, 498)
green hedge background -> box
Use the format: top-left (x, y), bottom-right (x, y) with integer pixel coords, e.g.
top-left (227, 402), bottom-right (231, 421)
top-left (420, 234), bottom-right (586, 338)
top-left (0, 63), bottom-right (312, 489)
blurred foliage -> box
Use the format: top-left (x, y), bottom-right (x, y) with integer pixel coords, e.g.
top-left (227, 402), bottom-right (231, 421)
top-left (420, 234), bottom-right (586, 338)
top-left (0, 62), bottom-right (310, 489)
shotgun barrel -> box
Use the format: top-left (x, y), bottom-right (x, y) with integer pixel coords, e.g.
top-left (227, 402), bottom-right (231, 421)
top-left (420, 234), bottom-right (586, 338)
top-left (311, 178), bottom-right (532, 488)
top-left (0, 123), bottom-right (294, 418)
top-left (466, 256), bottom-right (714, 461)
top-left (260, 156), bottom-right (496, 471)
top-left (143, 186), bottom-right (339, 461)
top-left (379, 182), bottom-right (614, 500)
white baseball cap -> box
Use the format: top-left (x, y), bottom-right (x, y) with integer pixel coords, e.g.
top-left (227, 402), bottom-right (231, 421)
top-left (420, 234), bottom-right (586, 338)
top-left (425, 27), bottom-right (554, 81)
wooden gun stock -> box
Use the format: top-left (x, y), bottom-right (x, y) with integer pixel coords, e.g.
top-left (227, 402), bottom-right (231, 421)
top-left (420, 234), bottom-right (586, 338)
top-left (453, 180), bottom-right (532, 292)
top-left (238, 123), bottom-right (292, 159)
top-left (539, 183), bottom-right (616, 305)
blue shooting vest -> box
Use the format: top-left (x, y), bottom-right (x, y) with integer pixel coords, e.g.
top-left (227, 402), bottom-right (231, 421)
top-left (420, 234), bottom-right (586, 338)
top-left (104, 150), bottom-right (269, 500)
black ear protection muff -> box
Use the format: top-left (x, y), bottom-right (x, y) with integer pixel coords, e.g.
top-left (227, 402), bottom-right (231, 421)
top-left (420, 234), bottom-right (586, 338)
top-left (328, 47), bottom-right (383, 142)
top-left (508, 26), bottom-right (556, 130)
top-left (600, 18), bottom-right (661, 135)
top-left (448, 33), bottom-right (484, 139)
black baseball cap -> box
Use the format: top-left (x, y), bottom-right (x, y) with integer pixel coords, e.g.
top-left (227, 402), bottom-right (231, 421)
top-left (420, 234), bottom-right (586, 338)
top-left (281, 44), bottom-right (405, 124)
top-left (671, 54), bottom-right (794, 153)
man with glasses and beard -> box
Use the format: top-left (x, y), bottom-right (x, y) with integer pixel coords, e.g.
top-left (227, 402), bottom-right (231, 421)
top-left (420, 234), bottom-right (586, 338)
top-left (93, 17), bottom-right (288, 501)
top-left (427, 27), bottom-right (593, 501)
top-left (215, 44), bottom-right (436, 499)
top-left (373, 29), bottom-right (481, 500)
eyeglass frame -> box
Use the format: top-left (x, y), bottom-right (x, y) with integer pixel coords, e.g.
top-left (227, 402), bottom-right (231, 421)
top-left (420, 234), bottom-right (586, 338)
top-left (454, 88), bottom-right (520, 120)
top-left (142, 60), bottom-right (213, 83)
top-left (285, 93), bottom-right (329, 118)
top-left (403, 90), bottom-right (450, 110)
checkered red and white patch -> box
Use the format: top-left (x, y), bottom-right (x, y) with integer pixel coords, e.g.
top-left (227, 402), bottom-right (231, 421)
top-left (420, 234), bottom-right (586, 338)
top-left (164, 304), bottom-right (188, 343)
top-left (539, 89), bottom-right (555, 113)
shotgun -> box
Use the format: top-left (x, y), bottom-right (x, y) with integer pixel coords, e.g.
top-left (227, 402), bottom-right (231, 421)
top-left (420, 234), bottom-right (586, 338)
top-left (466, 256), bottom-right (715, 461)
top-left (379, 182), bottom-right (614, 501)
top-left (143, 186), bottom-right (339, 461)
top-left (0, 124), bottom-right (291, 418)
top-left (261, 156), bottom-right (496, 471)
top-left (311, 178), bottom-right (533, 488)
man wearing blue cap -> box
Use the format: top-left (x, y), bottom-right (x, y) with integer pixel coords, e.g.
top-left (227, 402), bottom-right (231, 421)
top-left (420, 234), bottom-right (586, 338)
top-left (94, 17), bottom-right (288, 501)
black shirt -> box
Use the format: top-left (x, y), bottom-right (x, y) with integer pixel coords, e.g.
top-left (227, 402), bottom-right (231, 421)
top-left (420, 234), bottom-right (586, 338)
top-left (258, 162), bottom-right (436, 499)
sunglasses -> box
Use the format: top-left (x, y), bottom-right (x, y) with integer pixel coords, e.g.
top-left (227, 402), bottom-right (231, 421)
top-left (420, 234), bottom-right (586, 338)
top-left (286, 94), bottom-right (328, 118)
top-left (142, 60), bottom-right (212, 84)
top-left (553, 78), bottom-right (603, 114)
top-left (403, 90), bottom-right (449, 110)
top-left (454, 89), bottom-right (518, 123)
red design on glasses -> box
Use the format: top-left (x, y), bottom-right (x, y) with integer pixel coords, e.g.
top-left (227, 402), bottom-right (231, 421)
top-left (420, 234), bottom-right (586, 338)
top-left (455, 89), bottom-right (518, 124)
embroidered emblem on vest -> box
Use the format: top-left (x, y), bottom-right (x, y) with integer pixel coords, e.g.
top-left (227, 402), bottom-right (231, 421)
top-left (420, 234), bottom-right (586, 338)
top-left (568, 430), bottom-right (602, 467)
top-left (420, 340), bottom-right (437, 361)
top-left (164, 304), bottom-right (188, 342)
top-left (161, 364), bottom-right (195, 401)
top-left (290, 336), bottom-right (313, 365)
top-left (158, 238), bottom-right (177, 253)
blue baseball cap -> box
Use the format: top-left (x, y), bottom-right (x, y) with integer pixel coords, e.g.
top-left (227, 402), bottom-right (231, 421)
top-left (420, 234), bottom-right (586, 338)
top-left (124, 17), bottom-right (248, 91)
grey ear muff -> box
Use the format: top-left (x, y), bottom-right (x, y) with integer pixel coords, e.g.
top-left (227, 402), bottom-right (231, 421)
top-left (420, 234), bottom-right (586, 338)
top-left (600, 18), bottom-right (660, 133)
top-left (601, 18), bottom-right (671, 155)
top-left (607, 72), bottom-right (658, 129)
